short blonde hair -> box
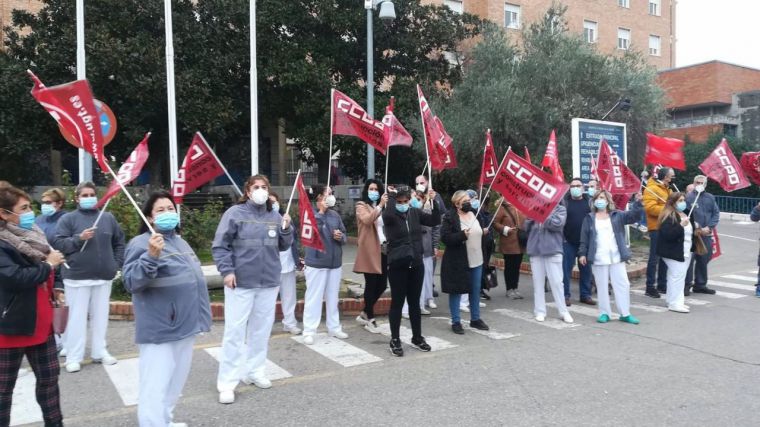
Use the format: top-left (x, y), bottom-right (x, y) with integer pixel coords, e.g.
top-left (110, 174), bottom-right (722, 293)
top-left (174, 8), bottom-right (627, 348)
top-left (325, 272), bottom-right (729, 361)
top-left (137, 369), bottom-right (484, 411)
top-left (42, 188), bottom-right (66, 203)
top-left (451, 190), bottom-right (469, 207)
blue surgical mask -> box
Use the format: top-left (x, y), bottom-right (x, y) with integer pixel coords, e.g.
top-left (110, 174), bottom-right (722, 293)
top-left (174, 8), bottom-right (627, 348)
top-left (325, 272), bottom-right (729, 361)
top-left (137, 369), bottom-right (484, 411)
top-left (154, 212), bottom-right (179, 231)
top-left (587, 187), bottom-right (597, 197)
top-left (395, 203), bottom-right (409, 214)
top-left (41, 204), bottom-right (56, 216)
top-left (368, 191), bottom-right (380, 202)
top-left (79, 196), bottom-right (98, 210)
top-left (5, 209), bottom-right (36, 230)
top-left (410, 198), bottom-right (422, 209)
top-left (471, 199), bottom-right (480, 210)
top-left (570, 187), bottom-right (583, 198)
top-left (272, 203), bottom-right (280, 213)
top-left (676, 201), bottom-right (687, 212)
top-left (594, 199), bottom-right (608, 210)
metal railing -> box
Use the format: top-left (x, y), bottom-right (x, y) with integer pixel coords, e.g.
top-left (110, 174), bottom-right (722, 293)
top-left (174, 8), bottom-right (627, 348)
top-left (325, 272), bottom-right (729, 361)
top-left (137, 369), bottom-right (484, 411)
top-left (714, 195), bottom-right (760, 214)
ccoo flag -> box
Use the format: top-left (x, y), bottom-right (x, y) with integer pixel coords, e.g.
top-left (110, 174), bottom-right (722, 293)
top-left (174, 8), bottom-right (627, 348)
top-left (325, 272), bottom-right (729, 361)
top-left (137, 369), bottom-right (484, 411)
top-left (95, 133), bottom-right (151, 208)
top-left (296, 175), bottom-right (325, 252)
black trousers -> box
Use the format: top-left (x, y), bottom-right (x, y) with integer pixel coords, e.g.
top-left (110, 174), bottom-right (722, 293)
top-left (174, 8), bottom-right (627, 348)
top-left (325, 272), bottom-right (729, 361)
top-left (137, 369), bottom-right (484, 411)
top-left (502, 254), bottom-right (523, 290)
top-left (362, 253), bottom-right (388, 319)
top-left (388, 261), bottom-right (424, 340)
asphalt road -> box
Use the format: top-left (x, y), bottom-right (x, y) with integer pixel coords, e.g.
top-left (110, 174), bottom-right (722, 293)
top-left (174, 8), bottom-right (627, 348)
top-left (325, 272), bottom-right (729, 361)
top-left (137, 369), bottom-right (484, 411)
top-left (11, 217), bottom-right (760, 427)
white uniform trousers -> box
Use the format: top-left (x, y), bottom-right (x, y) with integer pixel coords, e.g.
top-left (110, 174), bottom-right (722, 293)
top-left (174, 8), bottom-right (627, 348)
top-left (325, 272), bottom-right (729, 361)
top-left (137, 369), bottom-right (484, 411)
top-left (138, 335), bottom-right (196, 427)
top-left (663, 256), bottom-right (690, 308)
top-left (216, 286), bottom-right (279, 393)
top-left (279, 271), bottom-right (298, 330)
top-left (530, 255), bottom-right (568, 316)
top-left (302, 267), bottom-right (343, 336)
top-left (592, 262), bottom-right (631, 317)
top-left (421, 256), bottom-right (434, 303)
top-left (63, 279), bottom-right (112, 364)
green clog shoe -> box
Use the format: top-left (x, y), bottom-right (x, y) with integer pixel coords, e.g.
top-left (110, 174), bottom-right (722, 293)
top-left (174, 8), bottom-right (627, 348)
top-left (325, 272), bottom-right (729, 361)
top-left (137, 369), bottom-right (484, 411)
top-left (619, 314), bottom-right (640, 325)
top-left (597, 314), bottom-right (610, 323)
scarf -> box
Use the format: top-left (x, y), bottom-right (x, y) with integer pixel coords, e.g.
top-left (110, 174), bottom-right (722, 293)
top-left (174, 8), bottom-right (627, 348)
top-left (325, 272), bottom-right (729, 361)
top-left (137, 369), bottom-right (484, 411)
top-left (0, 222), bottom-right (51, 261)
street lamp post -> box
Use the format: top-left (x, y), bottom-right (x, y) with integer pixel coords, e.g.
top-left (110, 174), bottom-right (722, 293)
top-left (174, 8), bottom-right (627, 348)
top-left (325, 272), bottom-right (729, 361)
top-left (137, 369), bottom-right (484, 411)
top-left (364, 0), bottom-right (396, 180)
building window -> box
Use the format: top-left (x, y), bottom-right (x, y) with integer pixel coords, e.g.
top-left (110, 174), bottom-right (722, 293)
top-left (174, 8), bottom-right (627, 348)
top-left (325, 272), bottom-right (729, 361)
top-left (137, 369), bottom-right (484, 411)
top-left (617, 28), bottom-right (631, 50)
top-left (443, 0), bottom-right (463, 14)
top-left (649, 0), bottom-right (660, 16)
top-left (583, 20), bottom-right (597, 43)
top-left (723, 124), bottom-right (738, 137)
top-left (649, 35), bottom-right (661, 56)
top-left (618, 0), bottom-right (630, 8)
top-left (504, 3), bottom-right (521, 29)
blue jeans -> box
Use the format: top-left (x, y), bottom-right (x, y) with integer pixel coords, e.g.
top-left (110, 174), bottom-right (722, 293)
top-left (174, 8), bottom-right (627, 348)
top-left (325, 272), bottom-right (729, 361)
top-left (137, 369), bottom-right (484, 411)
top-left (449, 265), bottom-right (482, 324)
top-left (686, 236), bottom-right (712, 288)
top-left (562, 241), bottom-right (592, 300)
top-left (646, 230), bottom-right (668, 289)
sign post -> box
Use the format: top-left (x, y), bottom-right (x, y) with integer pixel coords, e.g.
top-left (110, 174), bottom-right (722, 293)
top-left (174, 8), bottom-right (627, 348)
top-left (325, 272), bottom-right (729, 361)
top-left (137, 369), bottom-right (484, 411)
top-left (571, 118), bottom-right (627, 183)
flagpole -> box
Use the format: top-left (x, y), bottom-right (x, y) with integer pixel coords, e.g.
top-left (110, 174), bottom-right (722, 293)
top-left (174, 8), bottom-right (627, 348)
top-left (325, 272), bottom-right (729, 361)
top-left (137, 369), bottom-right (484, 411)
top-left (76, 0), bottom-right (92, 183)
top-left (486, 201), bottom-right (502, 229)
top-left (384, 146), bottom-right (391, 185)
top-left (250, 0), bottom-right (259, 176)
top-left (79, 199), bottom-right (111, 252)
top-left (164, 0), bottom-right (179, 189)
top-left (478, 129), bottom-right (490, 201)
top-left (475, 147), bottom-right (511, 217)
top-left (687, 190), bottom-right (702, 218)
top-left (327, 89), bottom-right (334, 189)
top-left (105, 164), bottom-right (155, 234)
top-left (196, 132), bottom-right (243, 196)
top-left (286, 169), bottom-right (302, 215)
top-left (641, 183), bottom-right (667, 203)
top-left (417, 86), bottom-right (433, 188)
top-left (421, 161), bottom-right (428, 179)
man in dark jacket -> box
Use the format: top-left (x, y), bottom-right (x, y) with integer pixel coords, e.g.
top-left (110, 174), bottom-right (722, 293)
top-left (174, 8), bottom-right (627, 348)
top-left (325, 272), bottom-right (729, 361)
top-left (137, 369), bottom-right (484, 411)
top-left (685, 175), bottom-right (719, 295)
top-left (562, 178), bottom-right (595, 305)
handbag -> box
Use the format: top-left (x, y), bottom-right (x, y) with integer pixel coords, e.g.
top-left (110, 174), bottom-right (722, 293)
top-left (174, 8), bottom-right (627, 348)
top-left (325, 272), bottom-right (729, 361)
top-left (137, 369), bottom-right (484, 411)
top-left (53, 302), bottom-right (69, 335)
top-left (694, 234), bottom-right (708, 256)
top-left (482, 265), bottom-right (498, 290)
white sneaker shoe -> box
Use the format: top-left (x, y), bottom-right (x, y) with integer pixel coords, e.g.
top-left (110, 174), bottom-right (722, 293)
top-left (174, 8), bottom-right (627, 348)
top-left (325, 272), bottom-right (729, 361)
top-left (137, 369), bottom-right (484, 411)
top-left (402, 312), bottom-right (410, 319)
top-left (218, 391), bottom-right (235, 404)
top-left (479, 302), bottom-right (486, 308)
top-left (535, 314), bottom-right (545, 322)
top-left (668, 305), bottom-right (690, 313)
top-left (243, 374), bottom-right (272, 389)
top-left (512, 290), bottom-right (524, 300)
top-left (460, 305), bottom-right (470, 313)
top-left (329, 330), bottom-right (348, 339)
top-left (303, 335), bottom-right (315, 345)
top-left (420, 308), bottom-right (431, 315)
top-left (92, 353), bottom-right (117, 365)
top-left (428, 299), bottom-right (438, 309)
top-left (65, 362), bottom-right (81, 373)
top-left (364, 319), bottom-right (381, 334)
top-left (562, 313), bottom-right (574, 323)
top-left (59, 348), bottom-right (67, 357)
top-left (283, 326), bottom-right (302, 335)
top-left (355, 312), bottom-right (369, 325)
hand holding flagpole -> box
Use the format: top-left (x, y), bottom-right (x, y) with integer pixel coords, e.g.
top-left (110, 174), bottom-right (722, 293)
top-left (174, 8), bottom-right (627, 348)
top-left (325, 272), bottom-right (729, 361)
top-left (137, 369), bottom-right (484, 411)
top-left (285, 169), bottom-right (302, 222)
top-left (80, 199), bottom-right (111, 252)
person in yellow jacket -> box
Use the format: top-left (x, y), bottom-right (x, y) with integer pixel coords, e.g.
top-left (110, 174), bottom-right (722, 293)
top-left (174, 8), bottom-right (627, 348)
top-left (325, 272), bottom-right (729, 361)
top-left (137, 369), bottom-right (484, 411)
top-left (643, 167), bottom-right (674, 298)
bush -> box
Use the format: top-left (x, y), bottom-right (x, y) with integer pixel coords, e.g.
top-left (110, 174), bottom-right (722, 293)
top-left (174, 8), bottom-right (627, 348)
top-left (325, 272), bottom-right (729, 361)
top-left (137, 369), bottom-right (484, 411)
top-left (180, 200), bottom-right (225, 261)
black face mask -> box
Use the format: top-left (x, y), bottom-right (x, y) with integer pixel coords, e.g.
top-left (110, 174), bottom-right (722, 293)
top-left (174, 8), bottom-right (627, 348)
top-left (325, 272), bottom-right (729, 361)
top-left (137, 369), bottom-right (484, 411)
top-left (461, 202), bottom-right (472, 212)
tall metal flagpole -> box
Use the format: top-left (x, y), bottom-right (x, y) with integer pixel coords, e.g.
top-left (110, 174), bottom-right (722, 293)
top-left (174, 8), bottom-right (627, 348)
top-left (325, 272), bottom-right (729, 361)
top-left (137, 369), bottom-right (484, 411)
top-left (365, 2), bottom-right (375, 180)
top-left (76, 0), bottom-right (92, 183)
top-left (250, 0), bottom-right (259, 175)
top-left (164, 0), bottom-right (179, 189)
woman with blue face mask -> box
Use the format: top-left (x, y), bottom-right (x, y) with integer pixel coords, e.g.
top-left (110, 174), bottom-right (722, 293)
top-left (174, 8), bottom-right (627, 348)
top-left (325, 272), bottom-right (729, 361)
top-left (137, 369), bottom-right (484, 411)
top-left (354, 179), bottom-right (388, 333)
top-left (656, 192), bottom-right (696, 313)
top-left (122, 191), bottom-right (211, 427)
top-left (35, 188), bottom-right (67, 244)
top-left (402, 190), bottom-right (436, 318)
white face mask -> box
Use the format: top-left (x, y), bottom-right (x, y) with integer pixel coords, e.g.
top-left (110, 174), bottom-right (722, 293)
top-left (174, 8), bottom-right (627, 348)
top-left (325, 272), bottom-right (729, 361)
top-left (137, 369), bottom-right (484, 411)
top-left (415, 184), bottom-right (426, 193)
top-left (325, 195), bottom-right (336, 208)
top-left (250, 189), bottom-right (269, 205)
top-left (695, 184), bottom-right (705, 193)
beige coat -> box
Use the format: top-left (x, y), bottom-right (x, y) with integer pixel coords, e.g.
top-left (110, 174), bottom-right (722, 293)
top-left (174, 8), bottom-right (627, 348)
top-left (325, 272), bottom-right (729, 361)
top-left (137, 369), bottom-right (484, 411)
top-left (353, 201), bottom-right (382, 274)
top-left (493, 203), bottom-right (525, 255)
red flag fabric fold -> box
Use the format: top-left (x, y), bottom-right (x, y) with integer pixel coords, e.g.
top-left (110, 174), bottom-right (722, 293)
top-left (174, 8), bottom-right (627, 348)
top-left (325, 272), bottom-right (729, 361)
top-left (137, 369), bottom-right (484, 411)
top-left (381, 102), bottom-right (413, 149)
top-left (645, 133), bottom-right (686, 170)
top-left (711, 228), bottom-right (721, 260)
top-left (740, 151), bottom-right (760, 186)
top-left (172, 133), bottom-right (224, 204)
top-left (417, 85), bottom-right (457, 171)
top-left (524, 146), bottom-right (532, 164)
top-left (95, 133), bottom-right (150, 209)
top-left (296, 176), bottom-right (325, 252)
top-left (595, 140), bottom-right (640, 195)
top-left (479, 130), bottom-right (499, 186)
top-left (540, 130), bottom-right (564, 181)
top-left (698, 138), bottom-right (750, 192)
top-left (331, 89), bottom-right (386, 154)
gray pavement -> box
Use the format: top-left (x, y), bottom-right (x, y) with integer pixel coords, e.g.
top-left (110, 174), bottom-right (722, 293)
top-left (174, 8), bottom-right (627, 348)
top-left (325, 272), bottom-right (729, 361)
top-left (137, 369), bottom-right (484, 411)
top-left (12, 218), bottom-right (760, 427)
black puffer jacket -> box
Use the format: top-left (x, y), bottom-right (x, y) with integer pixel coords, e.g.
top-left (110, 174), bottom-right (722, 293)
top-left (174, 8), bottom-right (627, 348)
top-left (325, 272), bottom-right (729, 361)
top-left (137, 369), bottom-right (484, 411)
top-left (0, 240), bottom-right (52, 336)
top-left (382, 197), bottom-right (441, 268)
top-left (656, 214), bottom-right (696, 262)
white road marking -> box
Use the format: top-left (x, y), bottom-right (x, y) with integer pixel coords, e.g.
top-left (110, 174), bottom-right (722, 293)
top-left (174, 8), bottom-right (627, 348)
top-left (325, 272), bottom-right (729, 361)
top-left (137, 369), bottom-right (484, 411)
top-left (291, 334), bottom-right (383, 367)
top-left (720, 275), bottom-right (757, 283)
top-left (631, 289), bottom-right (711, 305)
top-left (429, 317), bottom-right (520, 340)
top-left (376, 323), bottom-right (458, 351)
top-left (103, 357), bottom-right (141, 406)
top-left (717, 233), bottom-right (756, 242)
top-left (204, 347), bottom-right (292, 381)
top-left (709, 279), bottom-right (756, 291)
top-left (548, 302), bottom-right (604, 318)
top-left (492, 308), bottom-right (581, 329)
top-left (10, 372), bottom-right (41, 426)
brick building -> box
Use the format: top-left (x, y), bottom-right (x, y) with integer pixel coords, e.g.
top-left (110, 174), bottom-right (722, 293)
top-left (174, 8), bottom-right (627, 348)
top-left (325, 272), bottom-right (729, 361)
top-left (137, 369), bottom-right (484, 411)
top-left (427, 0), bottom-right (676, 69)
top-left (657, 61), bottom-right (760, 143)
top-left (0, 0), bottom-right (42, 45)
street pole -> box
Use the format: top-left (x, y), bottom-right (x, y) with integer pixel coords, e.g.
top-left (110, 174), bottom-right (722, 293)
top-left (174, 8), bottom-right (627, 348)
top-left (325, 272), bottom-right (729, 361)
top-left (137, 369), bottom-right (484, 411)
top-left (164, 0), bottom-right (179, 187)
top-left (251, 0), bottom-right (259, 176)
top-left (365, 2), bottom-right (375, 180)
top-left (76, 0), bottom-right (92, 183)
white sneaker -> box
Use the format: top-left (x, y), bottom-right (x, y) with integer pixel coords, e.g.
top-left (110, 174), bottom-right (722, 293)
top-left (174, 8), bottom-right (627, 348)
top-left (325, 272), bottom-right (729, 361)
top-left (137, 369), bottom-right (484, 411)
top-left (402, 312), bottom-right (410, 319)
top-left (218, 391), bottom-right (235, 404)
top-left (283, 325), bottom-right (302, 335)
top-left (59, 348), bottom-right (67, 357)
top-left (355, 312), bottom-right (369, 325)
top-left (65, 362), bottom-right (81, 373)
top-left (668, 305), bottom-right (690, 313)
top-left (513, 290), bottom-right (524, 300)
top-left (92, 354), bottom-right (117, 365)
top-left (364, 319), bottom-right (381, 334)
top-left (428, 299), bottom-right (438, 309)
top-left (460, 305), bottom-right (470, 313)
top-left (479, 302), bottom-right (486, 308)
top-left (562, 313), bottom-right (574, 323)
top-left (420, 308), bottom-right (431, 315)
top-left (303, 335), bottom-right (315, 345)
top-left (243, 373), bottom-right (272, 389)
top-left (329, 330), bottom-right (348, 339)
top-left (535, 314), bottom-right (545, 322)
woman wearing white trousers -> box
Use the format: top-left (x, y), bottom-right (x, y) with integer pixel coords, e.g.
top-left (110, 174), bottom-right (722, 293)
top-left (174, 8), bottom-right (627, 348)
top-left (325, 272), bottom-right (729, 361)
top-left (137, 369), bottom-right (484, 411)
top-left (656, 192), bottom-right (695, 313)
top-left (52, 182), bottom-right (125, 373)
top-left (122, 191), bottom-right (212, 426)
top-left (579, 190), bottom-right (643, 324)
top-left (302, 185), bottom-right (347, 345)
top-left (213, 176), bottom-right (293, 404)
top-left (523, 204), bottom-right (573, 323)
top-left (269, 192), bottom-right (301, 335)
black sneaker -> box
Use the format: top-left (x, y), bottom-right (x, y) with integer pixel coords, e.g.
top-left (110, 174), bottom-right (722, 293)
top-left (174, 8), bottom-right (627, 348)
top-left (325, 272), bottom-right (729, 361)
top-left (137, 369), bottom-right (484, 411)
top-left (433, 290), bottom-right (439, 297)
top-left (451, 322), bottom-right (465, 335)
top-left (480, 290), bottom-right (491, 300)
top-left (645, 288), bottom-right (661, 298)
top-left (692, 286), bottom-right (716, 295)
top-left (389, 338), bottom-right (403, 357)
top-left (656, 287), bottom-right (667, 294)
top-left (684, 286), bottom-right (691, 296)
top-left (470, 319), bottom-right (490, 331)
top-left (411, 336), bottom-right (431, 352)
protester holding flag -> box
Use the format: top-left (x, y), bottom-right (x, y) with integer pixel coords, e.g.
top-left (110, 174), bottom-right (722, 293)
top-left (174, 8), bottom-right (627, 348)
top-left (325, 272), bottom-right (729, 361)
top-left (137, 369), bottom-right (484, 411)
top-left (578, 190), bottom-right (643, 325)
top-left (466, 189), bottom-right (494, 303)
top-left (750, 203), bottom-right (760, 298)
top-left (441, 190), bottom-right (490, 334)
top-left (383, 185), bottom-right (440, 355)
top-left (35, 189), bottom-right (67, 243)
top-left (656, 193), bottom-right (696, 313)
top-left (354, 179), bottom-right (388, 334)
top-left (213, 175), bottom-right (293, 404)
top-left (684, 176), bottom-right (719, 296)
top-left (643, 168), bottom-right (674, 298)
top-left (122, 191), bottom-right (211, 426)
top-left (416, 174), bottom-right (445, 297)
top-left (302, 185), bottom-right (348, 345)
top-left (493, 199), bottom-right (526, 299)
top-left (269, 192), bottom-right (302, 335)
top-left (562, 178), bottom-right (594, 306)
top-left (53, 182), bottom-right (125, 373)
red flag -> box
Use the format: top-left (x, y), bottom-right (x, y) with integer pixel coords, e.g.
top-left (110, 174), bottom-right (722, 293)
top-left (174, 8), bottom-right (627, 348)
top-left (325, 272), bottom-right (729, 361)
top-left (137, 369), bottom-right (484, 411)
top-left (331, 89), bottom-right (386, 154)
top-left (698, 138), bottom-right (750, 192)
top-left (296, 175), bottom-right (325, 252)
top-left (172, 133), bottom-right (224, 204)
top-left (479, 130), bottom-right (499, 186)
top-left (28, 71), bottom-right (108, 171)
top-left (595, 140), bottom-right (640, 195)
top-left (711, 228), bottom-right (721, 260)
top-left (740, 151), bottom-right (760, 186)
top-left (95, 133), bottom-right (151, 209)
top-left (417, 85), bottom-right (457, 171)
top-left (381, 97), bottom-right (413, 149)
top-left (492, 149), bottom-right (570, 223)
top-left (540, 130), bottom-right (564, 181)
top-left (524, 146), bottom-right (532, 164)
top-left (645, 133), bottom-right (685, 170)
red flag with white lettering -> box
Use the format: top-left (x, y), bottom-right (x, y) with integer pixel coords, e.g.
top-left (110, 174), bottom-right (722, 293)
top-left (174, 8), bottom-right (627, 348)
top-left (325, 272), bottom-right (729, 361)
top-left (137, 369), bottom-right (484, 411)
top-left (417, 85), bottom-right (457, 171)
top-left (711, 228), bottom-right (721, 260)
top-left (381, 98), bottom-right (413, 149)
top-left (540, 130), bottom-right (564, 181)
top-left (740, 152), bottom-right (760, 186)
top-left (596, 140), bottom-right (640, 195)
top-left (492, 149), bottom-right (570, 223)
top-left (699, 138), bottom-right (750, 192)
top-left (645, 133), bottom-right (686, 170)
top-left (95, 133), bottom-right (150, 209)
top-left (479, 130), bottom-right (499, 186)
top-left (296, 175), bottom-right (325, 252)
top-left (28, 71), bottom-right (109, 171)
top-left (172, 133), bottom-right (224, 204)
top-left (331, 89), bottom-right (386, 154)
